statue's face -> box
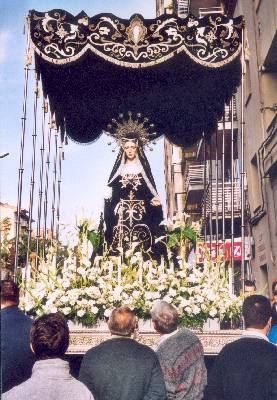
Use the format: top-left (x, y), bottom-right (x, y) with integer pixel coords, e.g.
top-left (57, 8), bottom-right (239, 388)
top-left (124, 141), bottom-right (137, 161)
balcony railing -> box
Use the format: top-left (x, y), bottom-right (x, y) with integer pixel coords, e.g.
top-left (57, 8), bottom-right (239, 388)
top-left (203, 180), bottom-right (241, 216)
top-left (177, 0), bottom-right (190, 18)
top-left (199, 6), bottom-right (224, 18)
top-left (184, 163), bottom-right (207, 194)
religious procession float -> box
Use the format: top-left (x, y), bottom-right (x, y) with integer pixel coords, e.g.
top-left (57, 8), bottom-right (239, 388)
top-left (2, 7), bottom-right (247, 353)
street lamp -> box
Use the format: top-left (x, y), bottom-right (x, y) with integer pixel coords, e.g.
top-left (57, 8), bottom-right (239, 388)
top-left (0, 152), bottom-right (10, 158)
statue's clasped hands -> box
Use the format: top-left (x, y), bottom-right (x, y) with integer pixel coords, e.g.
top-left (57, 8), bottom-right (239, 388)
top-left (150, 197), bottom-right (161, 206)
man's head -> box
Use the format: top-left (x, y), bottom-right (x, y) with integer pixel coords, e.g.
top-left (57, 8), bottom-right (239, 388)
top-left (244, 280), bottom-right (256, 296)
top-left (242, 295), bottom-right (271, 332)
top-left (1, 279), bottom-right (19, 308)
top-left (30, 313), bottom-right (69, 359)
top-left (151, 301), bottom-right (179, 334)
top-left (108, 307), bottom-right (137, 337)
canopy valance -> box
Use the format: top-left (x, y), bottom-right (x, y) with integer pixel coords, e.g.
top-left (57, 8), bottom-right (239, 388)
top-left (29, 10), bottom-right (243, 146)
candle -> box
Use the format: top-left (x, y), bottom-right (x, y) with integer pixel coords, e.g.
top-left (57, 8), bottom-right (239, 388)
top-left (228, 266), bottom-right (233, 294)
top-left (148, 261), bottom-right (152, 278)
top-left (108, 261), bottom-right (113, 279)
top-left (160, 257), bottom-right (165, 275)
top-left (52, 254), bottom-right (57, 270)
top-left (169, 262), bottom-right (174, 273)
top-left (117, 256), bottom-right (122, 284)
top-left (26, 263), bottom-right (31, 282)
top-left (139, 261), bottom-right (143, 284)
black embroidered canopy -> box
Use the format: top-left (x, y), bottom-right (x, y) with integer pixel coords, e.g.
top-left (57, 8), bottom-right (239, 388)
top-left (29, 10), bottom-right (243, 146)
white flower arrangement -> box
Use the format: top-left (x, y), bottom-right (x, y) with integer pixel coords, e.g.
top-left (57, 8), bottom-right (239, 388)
top-left (19, 217), bottom-right (242, 328)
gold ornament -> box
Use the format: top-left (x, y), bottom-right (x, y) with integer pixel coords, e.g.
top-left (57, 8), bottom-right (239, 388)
top-left (105, 111), bottom-right (157, 148)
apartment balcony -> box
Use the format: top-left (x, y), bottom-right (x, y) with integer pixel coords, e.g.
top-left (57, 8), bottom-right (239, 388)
top-left (199, 6), bottom-right (224, 18)
top-left (184, 163), bottom-right (207, 212)
top-left (217, 103), bottom-right (238, 131)
top-left (202, 180), bottom-right (241, 218)
top-left (177, 0), bottom-right (190, 18)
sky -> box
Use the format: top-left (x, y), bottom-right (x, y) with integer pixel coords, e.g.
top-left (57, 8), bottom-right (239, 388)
top-left (0, 0), bottom-right (167, 230)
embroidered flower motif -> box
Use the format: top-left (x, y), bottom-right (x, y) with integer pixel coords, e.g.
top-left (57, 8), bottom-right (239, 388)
top-left (187, 18), bottom-right (199, 28)
top-left (120, 174), bottom-right (142, 190)
top-left (205, 30), bottom-right (216, 43)
top-left (56, 25), bottom-right (68, 39)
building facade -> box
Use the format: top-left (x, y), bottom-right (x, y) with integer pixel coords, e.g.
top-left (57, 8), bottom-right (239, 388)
top-left (0, 202), bottom-right (29, 240)
top-left (158, 0), bottom-right (277, 295)
top-left (233, 0), bottom-right (277, 296)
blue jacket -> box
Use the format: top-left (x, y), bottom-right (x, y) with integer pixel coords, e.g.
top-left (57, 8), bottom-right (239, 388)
top-left (268, 325), bottom-right (277, 345)
top-left (1, 306), bottom-right (35, 393)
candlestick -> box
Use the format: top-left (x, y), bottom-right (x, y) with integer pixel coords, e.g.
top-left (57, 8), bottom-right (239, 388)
top-left (108, 261), bottom-right (113, 279)
top-left (117, 256), bottom-right (122, 284)
top-left (139, 261), bottom-right (143, 284)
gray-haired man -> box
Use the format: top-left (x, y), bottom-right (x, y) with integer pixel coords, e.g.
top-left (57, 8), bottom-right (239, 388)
top-left (151, 301), bottom-right (207, 400)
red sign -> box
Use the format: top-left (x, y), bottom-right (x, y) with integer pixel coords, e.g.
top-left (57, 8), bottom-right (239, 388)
top-left (196, 238), bottom-right (250, 263)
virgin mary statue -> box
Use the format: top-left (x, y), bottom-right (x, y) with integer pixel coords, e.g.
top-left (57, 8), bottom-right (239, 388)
top-left (103, 112), bottom-right (165, 258)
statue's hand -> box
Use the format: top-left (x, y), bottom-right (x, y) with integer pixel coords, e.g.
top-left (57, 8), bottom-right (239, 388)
top-left (151, 197), bottom-right (161, 206)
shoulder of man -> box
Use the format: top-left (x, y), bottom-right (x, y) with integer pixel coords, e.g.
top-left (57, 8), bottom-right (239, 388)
top-left (1, 306), bottom-right (33, 324)
top-left (83, 337), bottom-right (157, 356)
top-left (160, 328), bottom-right (202, 350)
top-left (217, 336), bottom-right (277, 362)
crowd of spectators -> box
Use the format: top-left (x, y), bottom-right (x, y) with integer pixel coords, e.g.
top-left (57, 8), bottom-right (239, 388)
top-left (1, 278), bottom-right (277, 400)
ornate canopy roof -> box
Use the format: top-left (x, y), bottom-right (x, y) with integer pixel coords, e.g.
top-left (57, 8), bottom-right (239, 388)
top-left (29, 9), bottom-right (243, 146)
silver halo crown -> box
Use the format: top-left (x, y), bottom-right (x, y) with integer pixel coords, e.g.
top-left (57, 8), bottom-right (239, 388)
top-left (105, 111), bottom-right (157, 150)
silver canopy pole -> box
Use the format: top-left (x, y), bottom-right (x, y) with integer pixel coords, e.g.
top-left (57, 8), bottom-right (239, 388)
top-left (14, 21), bottom-right (31, 279)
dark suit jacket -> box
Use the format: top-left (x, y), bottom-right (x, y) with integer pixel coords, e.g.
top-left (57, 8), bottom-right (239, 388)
top-left (1, 306), bottom-right (35, 393)
top-left (205, 336), bottom-right (277, 400)
top-left (79, 337), bottom-right (167, 400)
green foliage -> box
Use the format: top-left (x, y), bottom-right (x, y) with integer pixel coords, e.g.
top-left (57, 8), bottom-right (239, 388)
top-left (76, 312), bottom-right (98, 327)
top-left (166, 226), bottom-right (196, 249)
top-left (0, 217), bottom-right (12, 266)
top-left (87, 230), bottom-right (100, 249)
top-left (179, 312), bottom-right (207, 329)
top-left (77, 218), bottom-right (101, 256)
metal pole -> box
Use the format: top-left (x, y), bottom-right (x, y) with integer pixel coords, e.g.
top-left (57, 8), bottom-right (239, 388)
top-left (209, 140), bottom-right (213, 257)
top-left (56, 136), bottom-right (63, 241)
top-left (42, 116), bottom-right (52, 257)
top-left (14, 28), bottom-right (31, 279)
top-left (203, 137), bottom-right (207, 242)
top-left (215, 126), bottom-right (219, 257)
top-left (230, 97), bottom-right (235, 294)
top-left (222, 111), bottom-right (226, 256)
top-left (50, 129), bottom-right (59, 241)
top-left (240, 27), bottom-right (246, 294)
top-left (35, 98), bottom-right (47, 266)
top-left (26, 75), bottom-right (39, 267)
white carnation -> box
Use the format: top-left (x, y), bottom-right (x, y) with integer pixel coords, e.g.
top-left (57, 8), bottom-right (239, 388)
top-left (63, 307), bottom-right (71, 315)
top-left (104, 309), bottom-right (112, 318)
top-left (91, 306), bottom-right (99, 314)
top-left (77, 309), bottom-right (85, 317)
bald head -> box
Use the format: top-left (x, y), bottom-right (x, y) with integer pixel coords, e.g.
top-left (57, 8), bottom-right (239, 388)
top-left (108, 307), bottom-right (137, 337)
